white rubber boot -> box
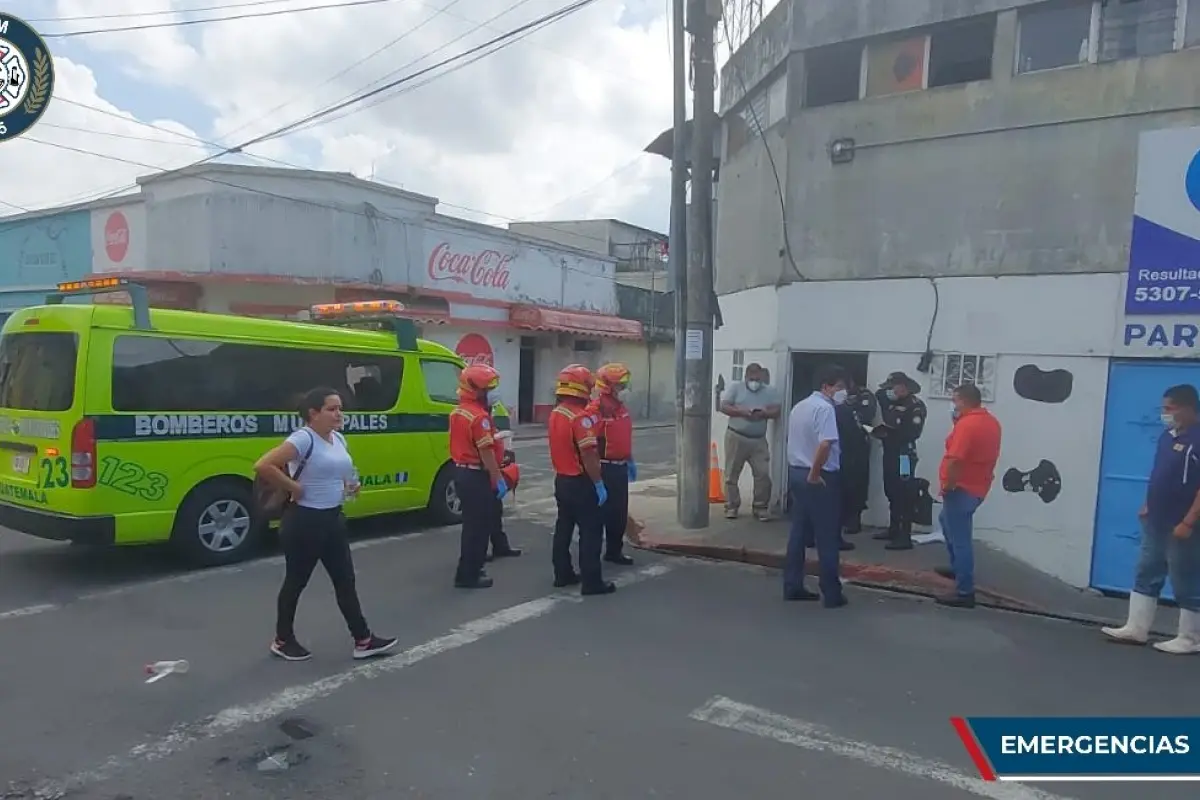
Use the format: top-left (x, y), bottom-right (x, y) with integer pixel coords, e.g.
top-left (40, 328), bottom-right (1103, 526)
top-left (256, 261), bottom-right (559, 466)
top-left (1101, 592), bottom-right (1156, 644)
top-left (1153, 609), bottom-right (1200, 655)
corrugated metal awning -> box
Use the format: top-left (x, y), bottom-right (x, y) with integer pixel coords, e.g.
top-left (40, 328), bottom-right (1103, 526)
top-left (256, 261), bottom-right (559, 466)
top-left (509, 305), bottom-right (642, 340)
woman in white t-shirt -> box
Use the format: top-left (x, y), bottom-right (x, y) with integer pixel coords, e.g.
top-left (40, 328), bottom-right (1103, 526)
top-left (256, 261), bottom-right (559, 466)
top-left (254, 387), bottom-right (397, 662)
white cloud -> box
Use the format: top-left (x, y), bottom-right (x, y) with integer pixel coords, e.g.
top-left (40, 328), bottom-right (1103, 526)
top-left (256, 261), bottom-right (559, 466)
top-left (1, 0), bottom-right (682, 232)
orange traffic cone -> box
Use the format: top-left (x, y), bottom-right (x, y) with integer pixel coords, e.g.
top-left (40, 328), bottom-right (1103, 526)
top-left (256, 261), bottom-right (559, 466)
top-left (707, 442), bottom-right (726, 504)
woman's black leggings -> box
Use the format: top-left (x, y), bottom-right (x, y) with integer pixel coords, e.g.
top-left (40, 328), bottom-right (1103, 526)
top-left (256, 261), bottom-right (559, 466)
top-left (275, 505), bottom-right (371, 642)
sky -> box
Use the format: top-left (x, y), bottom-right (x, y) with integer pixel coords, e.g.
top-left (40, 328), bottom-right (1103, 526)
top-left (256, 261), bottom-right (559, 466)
top-left (0, 0), bottom-right (717, 232)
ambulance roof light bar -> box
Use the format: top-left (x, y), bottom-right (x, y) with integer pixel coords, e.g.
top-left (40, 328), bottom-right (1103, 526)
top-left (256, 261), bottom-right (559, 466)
top-left (46, 276), bottom-right (152, 330)
top-left (309, 300), bottom-right (418, 351)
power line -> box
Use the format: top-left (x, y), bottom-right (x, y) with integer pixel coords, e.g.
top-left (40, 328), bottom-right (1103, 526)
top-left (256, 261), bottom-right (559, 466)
top-left (42, 0), bottom-right (400, 38)
top-left (38, 122), bottom-right (212, 148)
top-left (27, 0), bottom-right (299, 23)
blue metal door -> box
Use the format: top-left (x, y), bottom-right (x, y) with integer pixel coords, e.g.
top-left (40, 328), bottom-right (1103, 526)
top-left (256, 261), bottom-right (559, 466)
top-left (1090, 361), bottom-right (1200, 597)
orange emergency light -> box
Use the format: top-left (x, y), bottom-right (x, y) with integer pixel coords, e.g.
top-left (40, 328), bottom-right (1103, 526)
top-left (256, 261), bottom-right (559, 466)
top-left (309, 300), bottom-right (406, 320)
top-left (57, 276), bottom-right (128, 293)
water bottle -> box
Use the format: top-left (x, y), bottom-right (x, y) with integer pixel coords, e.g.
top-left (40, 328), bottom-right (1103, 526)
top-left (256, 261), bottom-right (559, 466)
top-left (344, 469), bottom-right (360, 503)
top-left (144, 659), bottom-right (189, 683)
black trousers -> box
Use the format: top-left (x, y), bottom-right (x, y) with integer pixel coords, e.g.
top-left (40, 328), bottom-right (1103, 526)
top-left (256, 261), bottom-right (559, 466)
top-left (489, 494), bottom-right (513, 553)
top-left (455, 466), bottom-right (496, 582)
top-left (276, 505), bottom-right (370, 642)
top-left (840, 454), bottom-right (869, 522)
top-left (600, 462), bottom-right (630, 558)
top-left (882, 450), bottom-right (919, 531)
top-left (552, 474), bottom-right (604, 588)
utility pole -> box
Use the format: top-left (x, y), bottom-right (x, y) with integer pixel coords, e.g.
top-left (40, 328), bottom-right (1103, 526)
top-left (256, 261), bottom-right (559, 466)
top-left (668, 0), bottom-right (688, 513)
top-left (679, 0), bottom-right (719, 529)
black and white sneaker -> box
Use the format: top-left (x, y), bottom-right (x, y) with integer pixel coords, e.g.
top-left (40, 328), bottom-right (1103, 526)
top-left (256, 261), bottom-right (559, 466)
top-left (270, 638), bottom-right (312, 661)
top-left (353, 634), bottom-right (399, 660)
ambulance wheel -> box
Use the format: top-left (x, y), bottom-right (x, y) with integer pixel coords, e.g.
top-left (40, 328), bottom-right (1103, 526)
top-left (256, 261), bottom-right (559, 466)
top-left (430, 465), bottom-right (463, 526)
top-left (171, 479), bottom-right (263, 567)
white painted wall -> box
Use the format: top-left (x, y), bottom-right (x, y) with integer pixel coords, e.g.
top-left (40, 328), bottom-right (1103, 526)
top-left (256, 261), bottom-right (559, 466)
top-left (418, 326), bottom-right (522, 411)
top-left (712, 270), bottom-right (1168, 587)
top-left (91, 201), bottom-right (146, 274)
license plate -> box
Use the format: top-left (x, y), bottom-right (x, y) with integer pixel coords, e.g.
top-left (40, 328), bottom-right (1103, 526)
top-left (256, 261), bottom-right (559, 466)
top-left (11, 454), bottom-right (30, 475)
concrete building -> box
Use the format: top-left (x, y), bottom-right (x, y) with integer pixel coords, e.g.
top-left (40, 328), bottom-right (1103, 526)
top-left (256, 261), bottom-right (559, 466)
top-left (714, 0), bottom-right (1200, 595)
top-left (509, 218), bottom-right (674, 419)
top-left (0, 165), bottom-right (667, 423)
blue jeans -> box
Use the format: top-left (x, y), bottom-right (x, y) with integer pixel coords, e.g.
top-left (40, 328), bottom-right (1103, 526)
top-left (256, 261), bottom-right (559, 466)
top-left (1134, 517), bottom-right (1200, 612)
top-left (784, 466), bottom-right (843, 603)
top-left (940, 489), bottom-right (983, 597)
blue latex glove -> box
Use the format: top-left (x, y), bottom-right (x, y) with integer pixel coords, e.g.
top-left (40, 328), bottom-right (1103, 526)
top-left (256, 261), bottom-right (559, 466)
top-left (594, 480), bottom-right (608, 507)
top-left (628, 460), bottom-right (638, 483)
top-left (495, 478), bottom-right (509, 500)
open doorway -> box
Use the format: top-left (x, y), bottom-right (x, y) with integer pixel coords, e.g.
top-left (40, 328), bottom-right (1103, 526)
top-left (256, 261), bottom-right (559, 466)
top-left (788, 351), bottom-right (870, 407)
top-left (518, 337), bottom-right (537, 423)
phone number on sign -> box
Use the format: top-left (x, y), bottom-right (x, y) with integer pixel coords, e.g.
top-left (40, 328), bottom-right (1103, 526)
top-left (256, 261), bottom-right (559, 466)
top-left (1132, 286), bottom-right (1200, 303)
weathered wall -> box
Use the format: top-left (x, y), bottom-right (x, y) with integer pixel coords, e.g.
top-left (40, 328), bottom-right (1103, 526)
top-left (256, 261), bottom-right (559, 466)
top-left (790, 0), bottom-right (1045, 49)
top-left (720, 0), bottom-right (791, 112)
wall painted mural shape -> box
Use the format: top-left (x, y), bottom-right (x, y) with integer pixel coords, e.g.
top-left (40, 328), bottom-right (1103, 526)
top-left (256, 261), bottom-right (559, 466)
top-left (1002, 460), bottom-right (1062, 504)
top-left (0, 210), bottom-right (91, 289)
top-left (1013, 364), bottom-right (1074, 404)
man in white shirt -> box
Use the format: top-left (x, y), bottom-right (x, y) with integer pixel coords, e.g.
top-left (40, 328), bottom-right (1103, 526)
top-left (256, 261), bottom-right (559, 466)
top-left (783, 364), bottom-right (849, 608)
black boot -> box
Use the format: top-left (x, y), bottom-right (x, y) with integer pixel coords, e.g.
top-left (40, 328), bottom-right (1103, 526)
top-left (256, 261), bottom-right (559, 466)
top-left (885, 520), bottom-right (914, 551)
top-left (844, 514), bottom-right (862, 535)
top-left (874, 519), bottom-right (899, 541)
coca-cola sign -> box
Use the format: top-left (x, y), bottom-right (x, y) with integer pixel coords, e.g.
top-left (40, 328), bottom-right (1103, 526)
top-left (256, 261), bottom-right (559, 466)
top-left (105, 211), bottom-right (129, 263)
top-left (427, 241), bottom-right (513, 290)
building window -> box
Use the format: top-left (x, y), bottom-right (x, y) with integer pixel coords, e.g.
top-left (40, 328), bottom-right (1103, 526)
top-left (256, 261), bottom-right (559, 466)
top-left (1099, 0), bottom-right (1179, 61)
top-left (930, 353), bottom-right (996, 402)
top-left (726, 74), bottom-right (787, 158)
top-left (1017, 0), bottom-right (1096, 73)
top-left (110, 336), bottom-right (404, 413)
top-left (731, 349), bottom-right (746, 382)
top-left (803, 42), bottom-right (863, 108)
top-left (928, 15), bottom-right (996, 88)
top-left (864, 35), bottom-right (929, 97)
top-left (420, 359), bottom-right (462, 406)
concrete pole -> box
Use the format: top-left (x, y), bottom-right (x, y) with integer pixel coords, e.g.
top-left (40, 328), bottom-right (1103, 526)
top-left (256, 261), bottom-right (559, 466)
top-left (668, 0), bottom-right (689, 512)
top-left (679, 0), bottom-right (718, 529)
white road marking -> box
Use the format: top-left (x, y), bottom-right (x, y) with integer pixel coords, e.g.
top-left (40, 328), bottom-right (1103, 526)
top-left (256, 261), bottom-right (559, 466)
top-left (0, 530), bottom-right (445, 623)
top-left (689, 696), bottom-right (1075, 800)
top-left (34, 561), bottom-right (675, 796)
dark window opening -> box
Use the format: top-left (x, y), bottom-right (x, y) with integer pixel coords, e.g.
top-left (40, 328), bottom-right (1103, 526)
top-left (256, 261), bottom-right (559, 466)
top-left (803, 42), bottom-right (862, 108)
top-left (928, 15), bottom-right (996, 88)
top-left (420, 359), bottom-right (462, 406)
top-left (1099, 0), bottom-right (1178, 62)
top-left (1017, 0), bottom-right (1094, 73)
top-left (0, 332), bottom-right (78, 412)
top-left (110, 335), bottom-right (403, 413)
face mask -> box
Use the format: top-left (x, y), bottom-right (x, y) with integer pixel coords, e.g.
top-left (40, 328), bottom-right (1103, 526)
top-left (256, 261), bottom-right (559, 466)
top-left (614, 386), bottom-right (628, 400)
top-left (746, 380), bottom-right (762, 392)
top-left (886, 389), bottom-right (897, 402)
top-left (485, 389), bottom-right (501, 408)
top-left (1162, 413), bottom-right (1177, 430)
top-left (832, 389), bottom-right (847, 405)
top-left (951, 408), bottom-right (961, 421)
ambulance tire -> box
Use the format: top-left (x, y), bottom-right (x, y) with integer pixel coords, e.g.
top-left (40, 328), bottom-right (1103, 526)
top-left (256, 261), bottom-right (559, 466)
top-left (430, 464), bottom-right (463, 526)
top-left (171, 478), bottom-right (264, 567)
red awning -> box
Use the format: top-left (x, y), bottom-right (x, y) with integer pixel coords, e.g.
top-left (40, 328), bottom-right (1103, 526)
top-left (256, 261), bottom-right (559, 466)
top-left (509, 305), bottom-right (642, 339)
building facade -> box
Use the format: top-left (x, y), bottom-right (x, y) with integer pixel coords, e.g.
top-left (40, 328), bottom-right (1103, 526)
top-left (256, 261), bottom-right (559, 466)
top-left (715, 0), bottom-right (1200, 594)
top-left (0, 165), bottom-right (659, 423)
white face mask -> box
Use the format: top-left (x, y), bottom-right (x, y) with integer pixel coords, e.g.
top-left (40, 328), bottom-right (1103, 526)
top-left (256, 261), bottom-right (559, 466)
top-left (746, 380), bottom-right (762, 392)
top-left (614, 386), bottom-right (628, 400)
top-left (832, 389), bottom-right (847, 405)
top-left (1162, 412), bottom-right (1177, 430)
top-left (485, 389), bottom-right (501, 408)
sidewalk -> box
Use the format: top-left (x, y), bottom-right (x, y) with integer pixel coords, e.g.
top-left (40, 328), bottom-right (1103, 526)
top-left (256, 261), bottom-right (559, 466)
top-left (510, 420), bottom-right (674, 440)
top-left (625, 475), bottom-right (1180, 635)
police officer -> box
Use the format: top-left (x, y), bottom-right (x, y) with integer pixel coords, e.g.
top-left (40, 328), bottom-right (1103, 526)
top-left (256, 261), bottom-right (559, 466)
top-left (548, 364), bottom-right (616, 596)
top-left (838, 376), bottom-right (878, 536)
top-left (873, 371), bottom-right (926, 551)
top-left (449, 364), bottom-right (508, 589)
top-left (587, 363), bottom-right (638, 566)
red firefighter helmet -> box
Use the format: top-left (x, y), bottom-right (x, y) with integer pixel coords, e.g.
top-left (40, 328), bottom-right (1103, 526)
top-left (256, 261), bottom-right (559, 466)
top-left (555, 363), bottom-right (594, 400)
top-left (595, 362), bottom-right (631, 395)
top-left (458, 363), bottom-right (500, 400)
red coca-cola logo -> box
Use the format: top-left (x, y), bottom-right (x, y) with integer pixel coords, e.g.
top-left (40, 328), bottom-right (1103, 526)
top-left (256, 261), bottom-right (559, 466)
top-left (427, 241), bottom-right (513, 290)
top-left (455, 333), bottom-right (494, 366)
top-left (104, 211), bottom-right (130, 263)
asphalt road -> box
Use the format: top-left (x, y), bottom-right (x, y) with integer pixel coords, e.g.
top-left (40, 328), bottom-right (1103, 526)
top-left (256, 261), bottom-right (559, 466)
top-left (3, 427), bottom-right (1194, 798)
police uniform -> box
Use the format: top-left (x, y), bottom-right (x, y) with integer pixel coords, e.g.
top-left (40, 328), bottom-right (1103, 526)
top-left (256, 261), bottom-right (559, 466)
top-left (874, 374), bottom-right (926, 550)
top-left (837, 386), bottom-right (877, 535)
top-left (449, 399), bottom-right (501, 588)
top-left (587, 389), bottom-right (635, 565)
top-left (549, 395), bottom-right (614, 595)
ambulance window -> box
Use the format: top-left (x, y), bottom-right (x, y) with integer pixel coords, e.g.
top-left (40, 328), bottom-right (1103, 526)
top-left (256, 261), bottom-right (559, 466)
top-left (420, 360), bottom-right (461, 405)
top-left (0, 332), bottom-right (78, 412)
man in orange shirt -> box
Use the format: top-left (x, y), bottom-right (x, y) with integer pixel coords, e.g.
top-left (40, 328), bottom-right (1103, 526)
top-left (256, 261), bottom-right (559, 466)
top-left (936, 382), bottom-right (1002, 608)
top-left (587, 363), bottom-right (637, 566)
top-left (449, 364), bottom-right (508, 590)
top-left (548, 364), bottom-right (616, 596)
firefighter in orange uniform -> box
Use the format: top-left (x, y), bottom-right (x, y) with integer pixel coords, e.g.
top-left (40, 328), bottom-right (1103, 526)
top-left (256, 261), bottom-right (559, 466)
top-left (587, 363), bottom-right (638, 565)
top-left (548, 364), bottom-right (616, 596)
top-left (449, 364), bottom-right (508, 589)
